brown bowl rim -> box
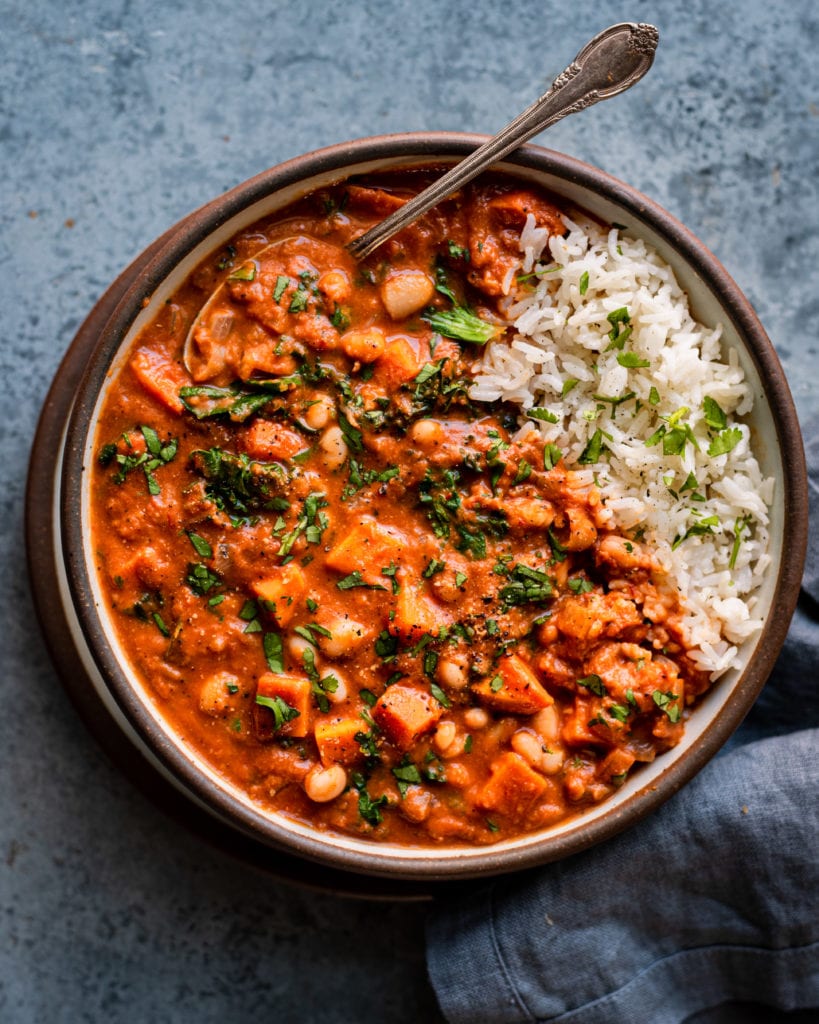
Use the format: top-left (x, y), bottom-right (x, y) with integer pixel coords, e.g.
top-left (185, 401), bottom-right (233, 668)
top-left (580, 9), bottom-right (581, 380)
top-left (58, 131), bottom-right (808, 880)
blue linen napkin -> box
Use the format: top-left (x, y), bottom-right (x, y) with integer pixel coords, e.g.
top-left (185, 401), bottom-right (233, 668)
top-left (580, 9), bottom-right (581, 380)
top-left (426, 424), bottom-right (819, 1024)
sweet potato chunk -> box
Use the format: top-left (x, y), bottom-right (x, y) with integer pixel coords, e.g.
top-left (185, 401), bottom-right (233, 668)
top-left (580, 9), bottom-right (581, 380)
top-left (241, 419), bottom-right (306, 460)
top-left (597, 747), bottom-right (636, 782)
top-left (372, 685), bottom-right (441, 750)
top-left (325, 518), bottom-right (408, 582)
top-left (130, 348), bottom-right (187, 414)
top-left (254, 672), bottom-right (311, 739)
top-left (390, 582), bottom-right (448, 642)
top-left (471, 654), bottom-right (553, 715)
top-left (315, 718), bottom-right (364, 766)
top-left (561, 698), bottom-right (603, 747)
top-left (251, 563), bottom-right (306, 626)
top-left (554, 593), bottom-right (643, 645)
top-left (373, 337), bottom-right (420, 387)
top-left (476, 752), bottom-right (548, 819)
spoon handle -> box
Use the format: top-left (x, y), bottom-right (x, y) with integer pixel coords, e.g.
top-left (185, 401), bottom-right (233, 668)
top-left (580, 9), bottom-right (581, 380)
top-left (346, 22), bottom-right (659, 260)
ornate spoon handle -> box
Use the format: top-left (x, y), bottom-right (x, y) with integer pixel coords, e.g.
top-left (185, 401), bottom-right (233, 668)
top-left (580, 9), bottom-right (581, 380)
top-left (346, 22), bottom-right (658, 261)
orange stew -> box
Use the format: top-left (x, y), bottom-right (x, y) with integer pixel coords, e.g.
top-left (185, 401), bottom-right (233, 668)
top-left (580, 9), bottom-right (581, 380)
top-left (92, 172), bottom-right (711, 845)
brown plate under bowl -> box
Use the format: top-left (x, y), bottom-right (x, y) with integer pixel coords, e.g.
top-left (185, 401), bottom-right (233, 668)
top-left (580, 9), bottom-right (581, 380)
top-left (31, 132), bottom-right (808, 885)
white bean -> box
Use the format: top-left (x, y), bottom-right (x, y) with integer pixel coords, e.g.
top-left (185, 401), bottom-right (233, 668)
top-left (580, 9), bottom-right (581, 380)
top-left (410, 418), bottom-right (445, 448)
top-left (324, 668), bottom-right (348, 705)
top-left (511, 730), bottom-right (546, 770)
top-left (304, 765), bottom-right (347, 803)
top-left (434, 720), bottom-right (457, 753)
top-left (533, 705), bottom-right (561, 744)
top-left (437, 656), bottom-right (469, 691)
top-left (319, 425), bottom-right (348, 470)
top-left (304, 396), bottom-right (335, 430)
top-left (288, 635), bottom-right (313, 662)
top-left (464, 707), bottom-right (490, 730)
top-left (541, 749), bottom-right (565, 775)
top-left (318, 616), bottom-right (368, 659)
top-left (380, 270), bottom-right (435, 319)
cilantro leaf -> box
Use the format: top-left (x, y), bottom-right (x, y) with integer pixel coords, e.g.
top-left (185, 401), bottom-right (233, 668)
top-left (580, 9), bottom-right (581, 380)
top-left (707, 428), bottom-right (743, 457)
top-left (703, 395), bottom-right (728, 430)
top-left (255, 693), bottom-right (299, 730)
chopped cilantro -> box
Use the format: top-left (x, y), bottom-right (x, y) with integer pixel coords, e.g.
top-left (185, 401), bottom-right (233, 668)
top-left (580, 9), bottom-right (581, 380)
top-left (263, 632), bottom-right (284, 673)
top-left (430, 682), bottom-right (451, 708)
top-left (607, 703), bottom-right (631, 723)
top-left (707, 427), bottom-right (743, 457)
top-left (652, 689), bottom-right (681, 723)
top-left (351, 772), bottom-right (388, 826)
top-left (577, 674), bottom-right (606, 697)
top-left (186, 532), bottom-right (213, 559)
top-left (336, 411), bottom-right (363, 453)
top-left (578, 429), bottom-right (606, 464)
top-left (498, 563), bottom-right (554, 608)
top-left (185, 563), bottom-right (221, 596)
top-left (703, 395), bottom-right (728, 430)
top-left (512, 460), bottom-right (532, 485)
top-left (672, 515), bottom-right (720, 550)
top-left (255, 693), bottom-right (299, 730)
top-left (337, 571), bottom-right (386, 591)
top-left (423, 558), bottom-right (446, 579)
top-left (616, 351), bottom-right (650, 368)
top-left (543, 443), bottom-right (563, 471)
top-left (729, 515), bottom-right (752, 569)
top-left (228, 263), bottom-right (256, 282)
top-left (528, 408), bottom-right (559, 424)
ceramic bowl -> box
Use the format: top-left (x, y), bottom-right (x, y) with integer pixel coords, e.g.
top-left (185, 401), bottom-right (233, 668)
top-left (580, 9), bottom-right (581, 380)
top-left (45, 133), bottom-right (807, 882)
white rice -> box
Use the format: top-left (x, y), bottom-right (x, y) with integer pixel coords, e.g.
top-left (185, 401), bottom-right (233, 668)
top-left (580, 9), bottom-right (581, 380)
top-left (471, 212), bottom-right (774, 678)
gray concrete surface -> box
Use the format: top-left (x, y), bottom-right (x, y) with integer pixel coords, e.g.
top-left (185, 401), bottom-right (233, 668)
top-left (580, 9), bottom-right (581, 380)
top-left (2, 1), bottom-right (817, 1021)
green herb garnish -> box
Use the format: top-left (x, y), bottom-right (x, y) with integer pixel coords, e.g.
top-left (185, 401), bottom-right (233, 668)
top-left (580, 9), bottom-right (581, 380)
top-left (422, 306), bottom-right (501, 344)
top-left (255, 694), bottom-right (299, 729)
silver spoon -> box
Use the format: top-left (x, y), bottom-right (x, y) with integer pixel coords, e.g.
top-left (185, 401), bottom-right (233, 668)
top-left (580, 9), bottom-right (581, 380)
top-left (346, 21), bottom-right (659, 261)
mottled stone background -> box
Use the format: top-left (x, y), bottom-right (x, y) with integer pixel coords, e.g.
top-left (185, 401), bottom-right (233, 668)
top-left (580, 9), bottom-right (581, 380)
top-left (2, 1), bottom-right (817, 1021)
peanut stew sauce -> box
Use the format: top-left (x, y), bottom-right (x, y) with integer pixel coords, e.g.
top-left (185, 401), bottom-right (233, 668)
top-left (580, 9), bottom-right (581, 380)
top-left (93, 174), bottom-right (710, 846)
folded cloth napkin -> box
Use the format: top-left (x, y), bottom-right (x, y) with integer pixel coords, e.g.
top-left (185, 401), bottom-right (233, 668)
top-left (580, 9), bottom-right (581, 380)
top-left (426, 423), bottom-right (819, 1024)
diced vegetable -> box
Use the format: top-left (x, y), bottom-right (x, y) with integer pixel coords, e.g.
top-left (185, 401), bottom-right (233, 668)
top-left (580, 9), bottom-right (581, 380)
top-left (130, 348), bottom-right (187, 414)
top-left (254, 672), bottom-right (311, 739)
top-left (374, 337), bottom-right (421, 386)
top-left (390, 582), bottom-right (448, 642)
top-left (242, 419), bottom-right (307, 460)
top-left (372, 685), bottom-right (441, 750)
top-left (471, 654), bottom-right (553, 714)
top-left (251, 564), bottom-right (307, 626)
top-left (325, 518), bottom-right (407, 581)
top-left (315, 718), bottom-right (366, 766)
top-left (476, 752), bottom-right (549, 819)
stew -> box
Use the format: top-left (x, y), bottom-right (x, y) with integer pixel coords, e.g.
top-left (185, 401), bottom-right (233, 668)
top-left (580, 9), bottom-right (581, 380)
top-left (91, 171), bottom-right (711, 845)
